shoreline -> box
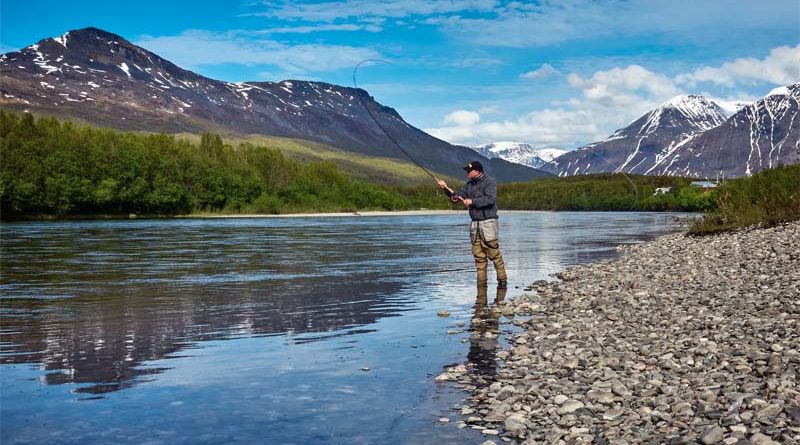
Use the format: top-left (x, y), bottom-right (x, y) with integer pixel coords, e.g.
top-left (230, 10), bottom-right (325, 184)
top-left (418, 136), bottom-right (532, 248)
top-left (444, 221), bottom-right (799, 444)
top-left (2, 209), bottom-right (696, 222)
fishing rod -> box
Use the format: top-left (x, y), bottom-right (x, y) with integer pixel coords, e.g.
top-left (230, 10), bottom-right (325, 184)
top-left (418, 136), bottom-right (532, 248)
top-left (352, 59), bottom-right (438, 180)
top-left (353, 59), bottom-right (638, 198)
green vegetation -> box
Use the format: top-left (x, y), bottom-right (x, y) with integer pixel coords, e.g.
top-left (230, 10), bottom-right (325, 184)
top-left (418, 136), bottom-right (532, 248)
top-left (0, 111), bottom-right (449, 218)
top-left (4, 111), bottom-right (796, 228)
top-left (498, 173), bottom-right (716, 212)
top-left (175, 133), bottom-right (447, 185)
top-left (689, 164), bottom-right (800, 235)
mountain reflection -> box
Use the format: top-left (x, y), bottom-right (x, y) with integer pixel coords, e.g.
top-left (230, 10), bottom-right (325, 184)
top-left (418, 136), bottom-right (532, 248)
top-left (1, 274), bottom-right (405, 394)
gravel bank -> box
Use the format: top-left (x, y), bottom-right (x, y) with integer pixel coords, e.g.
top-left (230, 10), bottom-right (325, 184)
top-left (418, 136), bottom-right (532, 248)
top-left (442, 221), bottom-right (800, 444)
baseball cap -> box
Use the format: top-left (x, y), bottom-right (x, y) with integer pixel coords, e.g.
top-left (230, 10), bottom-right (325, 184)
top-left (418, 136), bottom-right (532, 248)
top-left (463, 161), bottom-right (484, 172)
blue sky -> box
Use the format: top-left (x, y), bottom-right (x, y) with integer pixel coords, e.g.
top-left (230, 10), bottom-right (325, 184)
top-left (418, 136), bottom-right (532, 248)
top-left (1, 0), bottom-right (799, 149)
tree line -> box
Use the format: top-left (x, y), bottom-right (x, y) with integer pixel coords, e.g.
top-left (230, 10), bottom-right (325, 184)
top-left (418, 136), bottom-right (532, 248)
top-left (5, 110), bottom-right (790, 223)
top-left (0, 111), bottom-right (447, 218)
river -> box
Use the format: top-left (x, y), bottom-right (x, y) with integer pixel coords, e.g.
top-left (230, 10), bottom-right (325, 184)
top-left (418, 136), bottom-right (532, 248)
top-left (0, 211), bottom-right (690, 444)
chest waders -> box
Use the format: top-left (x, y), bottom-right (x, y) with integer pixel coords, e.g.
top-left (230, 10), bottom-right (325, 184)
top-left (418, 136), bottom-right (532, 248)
top-left (470, 219), bottom-right (507, 287)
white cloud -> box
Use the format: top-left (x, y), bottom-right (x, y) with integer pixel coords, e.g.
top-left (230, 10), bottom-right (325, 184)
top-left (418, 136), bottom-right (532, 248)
top-left (443, 109), bottom-right (480, 126)
top-left (521, 63), bottom-right (559, 80)
top-left (135, 30), bottom-right (379, 74)
top-left (426, 107), bottom-right (605, 148)
top-left (251, 0), bottom-right (499, 22)
top-left (567, 65), bottom-right (680, 108)
top-left (676, 45), bottom-right (800, 87)
top-left (255, 23), bottom-right (381, 34)
top-left (438, 0), bottom-right (799, 48)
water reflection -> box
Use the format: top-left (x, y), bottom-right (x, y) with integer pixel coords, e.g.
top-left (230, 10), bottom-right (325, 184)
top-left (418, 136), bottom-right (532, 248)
top-left (466, 284), bottom-right (506, 386)
top-left (1, 276), bottom-right (403, 393)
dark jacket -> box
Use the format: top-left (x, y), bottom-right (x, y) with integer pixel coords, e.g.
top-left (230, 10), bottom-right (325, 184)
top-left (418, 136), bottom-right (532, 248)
top-left (447, 173), bottom-right (499, 221)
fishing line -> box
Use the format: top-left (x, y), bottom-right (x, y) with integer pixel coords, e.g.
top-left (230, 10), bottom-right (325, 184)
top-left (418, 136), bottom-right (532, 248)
top-left (352, 59), bottom-right (438, 180)
top-left (353, 58), bottom-right (638, 199)
top-left (540, 150), bottom-right (639, 199)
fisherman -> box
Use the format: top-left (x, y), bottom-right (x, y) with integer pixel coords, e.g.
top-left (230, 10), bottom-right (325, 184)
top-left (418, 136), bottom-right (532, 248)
top-left (436, 161), bottom-right (508, 288)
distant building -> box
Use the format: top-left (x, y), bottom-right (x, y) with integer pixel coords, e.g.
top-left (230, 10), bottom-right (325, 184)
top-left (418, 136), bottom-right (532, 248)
top-left (653, 187), bottom-right (672, 195)
top-left (690, 181), bottom-right (718, 190)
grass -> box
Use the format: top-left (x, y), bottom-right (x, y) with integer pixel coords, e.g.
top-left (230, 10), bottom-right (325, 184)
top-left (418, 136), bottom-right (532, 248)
top-left (689, 164), bottom-right (800, 235)
top-left (174, 132), bottom-right (459, 186)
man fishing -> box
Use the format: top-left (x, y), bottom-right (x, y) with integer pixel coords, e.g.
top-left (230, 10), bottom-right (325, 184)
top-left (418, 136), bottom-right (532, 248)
top-left (436, 161), bottom-right (508, 289)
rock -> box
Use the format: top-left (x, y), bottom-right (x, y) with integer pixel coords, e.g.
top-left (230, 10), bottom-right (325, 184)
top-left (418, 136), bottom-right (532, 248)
top-left (671, 401), bottom-right (694, 415)
top-left (361, 367), bottom-right (370, 371)
top-left (749, 433), bottom-right (780, 445)
top-left (438, 417), bottom-right (450, 423)
top-left (504, 412), bottom-right (527, 436)
top-left (557, 400), bottom-right (585, 415)
top-left (496, 385), bottom-right (516, 401)
top-left (482, 429), bottom-right (499, 435)
top-left (754, 403), bottom-right (782, 423)
top-left (443, 221), bottom-right (800, 442)
top-left (481, 441), bottom-right (497, 445)
top-left (701, 425), bottom-right (725, 444)
top-left (434, 372), bottom-right (452, 382)
top-left (586, 389), bottom-right (615, 405)
top-left (437, 310), bottom-right (450, 317)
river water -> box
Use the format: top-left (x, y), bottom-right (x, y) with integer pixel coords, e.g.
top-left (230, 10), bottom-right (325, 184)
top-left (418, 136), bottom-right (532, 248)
top-left (0, 212), bottom-right (689, 444)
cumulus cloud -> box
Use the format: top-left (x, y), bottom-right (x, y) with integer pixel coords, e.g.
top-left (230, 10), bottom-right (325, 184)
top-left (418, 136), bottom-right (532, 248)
top-left (426, 107), bottom-right (605, 148)
top-left (567, 65), bottom-right (680, 108)
top-left (135, 30), bottom-right (379, 74)
top-left (676, 45), bottom-right (800, 87)
top-left (443, 109), bottom-right (481, 126)
top-left (521, 63), bottom-right (559, 80)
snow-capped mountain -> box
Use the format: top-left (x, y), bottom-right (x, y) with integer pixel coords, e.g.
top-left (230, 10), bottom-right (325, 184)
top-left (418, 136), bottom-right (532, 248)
top-left (472, 141), bottom-right (567, 169)
top-left (544, 90), bottom-right (797, 178)
top-left (645, 84), bottom-right (800, 178)
top-left (0, 27), bottom-right (548, 182)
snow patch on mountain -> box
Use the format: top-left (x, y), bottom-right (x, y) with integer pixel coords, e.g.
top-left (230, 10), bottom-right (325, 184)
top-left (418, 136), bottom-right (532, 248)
top-left (472, 141), bottom-right (567, 169)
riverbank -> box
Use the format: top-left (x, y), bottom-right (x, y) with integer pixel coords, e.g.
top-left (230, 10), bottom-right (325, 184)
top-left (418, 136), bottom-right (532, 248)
top-left (187, 209), bottom-right (464, 218)
top-left (448, 221), bottom-right (799, 444)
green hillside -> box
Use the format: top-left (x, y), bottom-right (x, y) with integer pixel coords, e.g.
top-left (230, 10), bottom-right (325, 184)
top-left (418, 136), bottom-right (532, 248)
top-left (0, 111), bottom-right (451, 218)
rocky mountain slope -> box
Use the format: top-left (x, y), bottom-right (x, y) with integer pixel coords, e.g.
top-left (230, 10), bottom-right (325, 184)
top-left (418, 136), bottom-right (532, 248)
top-left (0, 27), bottom-right (547, 182)
top-left (546, 95), bottom-right (733, 176)
top-left (472, 141), bottom-right (567, 169)
top-left (546, 87), bottom-right (799, 178)
top-left (646, 85), bottom-right (800, 178)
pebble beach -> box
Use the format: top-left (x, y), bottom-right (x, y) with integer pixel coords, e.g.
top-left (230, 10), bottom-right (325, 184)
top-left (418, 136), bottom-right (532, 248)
top-left (439, 221), bottom-right (800, 444)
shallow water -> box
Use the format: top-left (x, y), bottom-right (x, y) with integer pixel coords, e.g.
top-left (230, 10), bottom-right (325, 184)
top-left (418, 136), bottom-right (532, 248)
top-left (0, 212), bottom-right (690, 444)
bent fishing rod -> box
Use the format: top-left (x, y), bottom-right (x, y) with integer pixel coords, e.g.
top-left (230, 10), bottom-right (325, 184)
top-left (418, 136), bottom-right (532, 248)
top-left (353, 59), bottom-right (638, 199)
top-left (352, 59), bottom-right (438, 181)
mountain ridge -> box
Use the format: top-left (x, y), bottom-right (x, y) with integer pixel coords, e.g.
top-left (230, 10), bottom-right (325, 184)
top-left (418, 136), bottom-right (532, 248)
top-left (471, 141), bottom-right (567, 169)
top-left (545, 88), bottom-right (798, 178)
top-left (0, 27), bottom-right (548, 183)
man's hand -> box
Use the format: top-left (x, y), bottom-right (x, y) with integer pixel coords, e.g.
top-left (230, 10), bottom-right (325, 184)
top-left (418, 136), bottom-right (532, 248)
top-left (435, 178), bottom-right (448, 189)
top-left (461, 198), bottom-right (473, 207)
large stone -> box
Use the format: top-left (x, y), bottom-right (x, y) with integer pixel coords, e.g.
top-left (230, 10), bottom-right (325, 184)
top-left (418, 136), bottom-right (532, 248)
top-left (701, 425), bottom-right (725, 444)
top-left (557, 400), bottom-right (585, 415)
top-left (754, 403), bottom-right (782, 423)
top-left (504, 412), bottom-right (527, 436)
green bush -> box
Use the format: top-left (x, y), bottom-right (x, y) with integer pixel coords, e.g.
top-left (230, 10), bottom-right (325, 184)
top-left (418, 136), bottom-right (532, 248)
top-left (689, 164), bottom-right (800, 235)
